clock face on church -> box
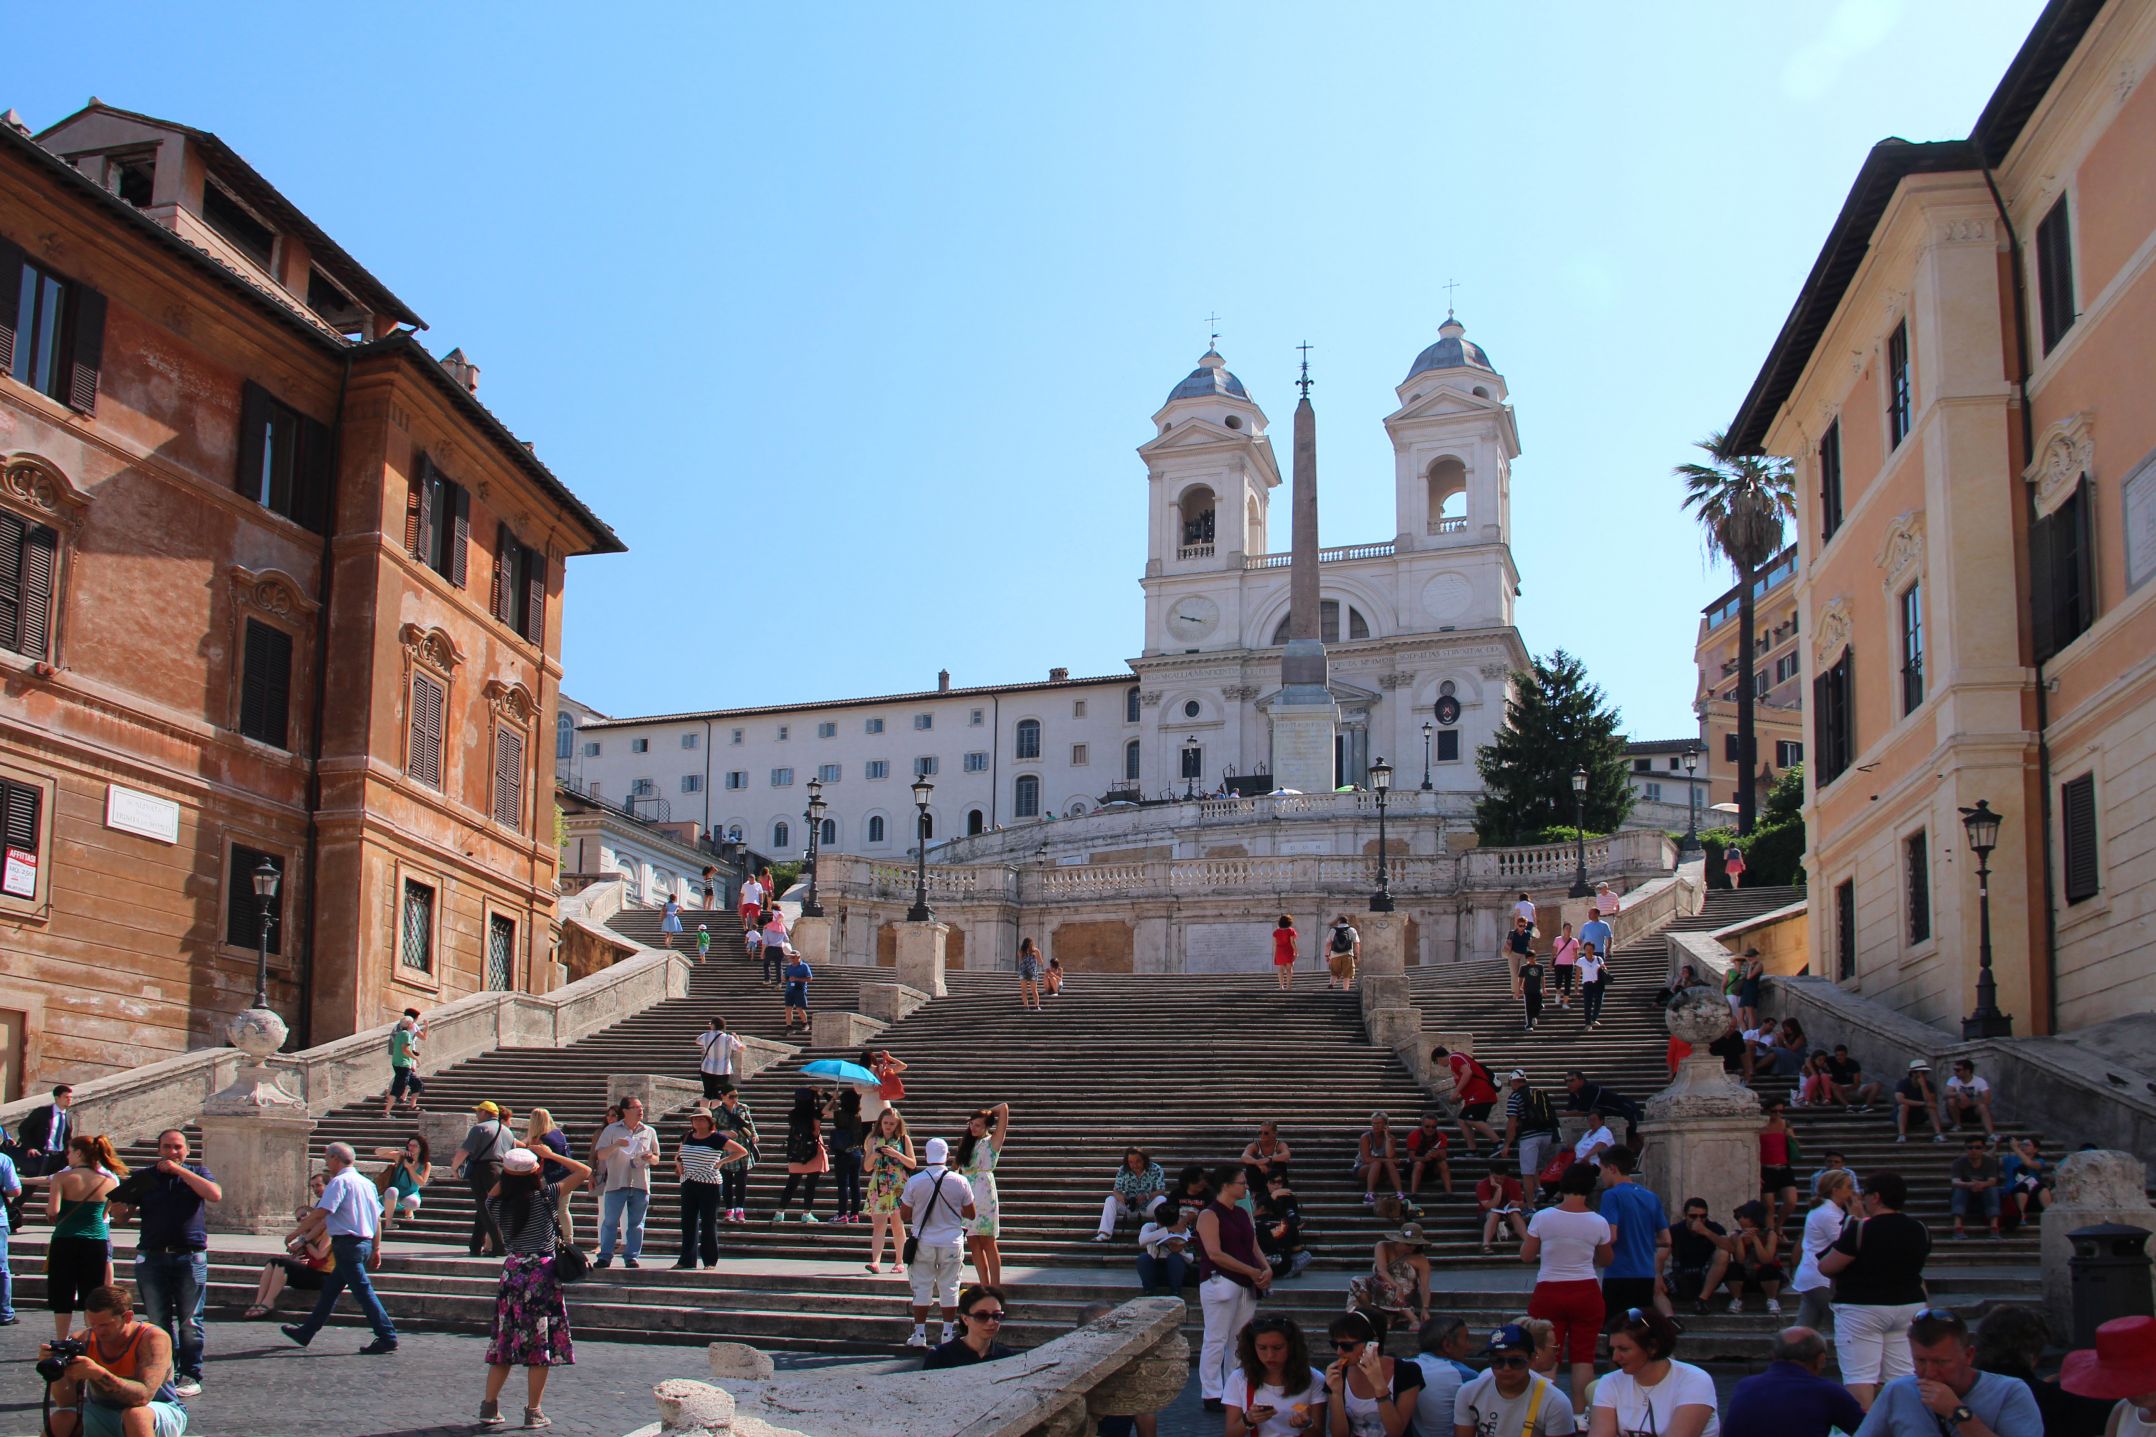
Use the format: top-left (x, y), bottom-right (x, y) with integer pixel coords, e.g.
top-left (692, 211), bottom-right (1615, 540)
top-left (1167, 595), bottom-right (1220, 640)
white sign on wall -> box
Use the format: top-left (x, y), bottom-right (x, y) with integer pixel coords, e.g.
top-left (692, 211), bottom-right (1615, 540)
top-left (105, 784), bottom-right (181, 844)
top-left (1183, 921), bottom-right (1277, 975)
top-left (3, 846), bottom-right (36, 898)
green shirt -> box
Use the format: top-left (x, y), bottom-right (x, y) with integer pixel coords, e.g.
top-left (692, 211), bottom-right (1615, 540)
top-left (389, 1027), bottom-right (417, 1069)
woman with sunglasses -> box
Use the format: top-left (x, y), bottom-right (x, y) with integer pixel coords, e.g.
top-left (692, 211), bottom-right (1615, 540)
top-left (922, 1283), bottom-right (1014, 1369)
top-left (1323, 1311), bottom-right (1423, 1436)
top-left (1226, 1315), bottom-right (1325, 1437)
top-left (1590, 1307), bottom-right (1719, 1437)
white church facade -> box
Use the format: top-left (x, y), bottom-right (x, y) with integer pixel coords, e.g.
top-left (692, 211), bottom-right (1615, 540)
top-left (567, 317), bottom-right (1532, 864)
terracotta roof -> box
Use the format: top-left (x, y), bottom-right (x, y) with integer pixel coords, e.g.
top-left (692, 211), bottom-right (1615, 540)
top-left (581, 672), bottom-right (1138, 729)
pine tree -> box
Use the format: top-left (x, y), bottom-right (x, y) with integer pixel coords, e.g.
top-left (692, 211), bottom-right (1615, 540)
top-left (1473, 650), bottom-right (1634, 845)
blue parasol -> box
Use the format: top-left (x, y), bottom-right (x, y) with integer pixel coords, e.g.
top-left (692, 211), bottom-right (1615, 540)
top-left (800, 1058), bottom-right (879, 1087)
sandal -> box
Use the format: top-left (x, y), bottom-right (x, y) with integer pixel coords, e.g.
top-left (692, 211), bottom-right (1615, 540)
top-left (244, 1304), bottom-right (273, 1319)
top-left (864, 1263), bottom-right (881, 1274)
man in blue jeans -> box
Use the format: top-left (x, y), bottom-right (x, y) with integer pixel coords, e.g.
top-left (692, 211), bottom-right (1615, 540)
top-left (279, 1142), bottom-right (397, 1355)
top-left (0, 1143), bottom-right (19, 1324)
top-left (110, 1130), bottom-right (220, 1397)
top-left (593, 1096), bottom-right (660, 1268)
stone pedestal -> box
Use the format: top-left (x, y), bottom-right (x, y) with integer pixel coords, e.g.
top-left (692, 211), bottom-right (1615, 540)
top-left (858, 982), bottom-right (929, 1024)
top-left (1359, 912), bottom-right (1407, 975)
top-left (416, 1110), bottom-right (477, 1161)
top-left (608, 1073), bottom-right (706, 1119)
top-left (2041, 1149), bottom-right (2156, 1339)
top-left (788, 916), bottom-right (831, 966)
top-left (1268, 680), bottom-right (1339, 796)
top-left (810, 1011), bottom-right (887, 1051)
top-left (1640, 988), bottom-right (1762, 1223)
top-left (198, 1110), bottom-right (315, 1234)
top-left (895, 921), bottom-right (949, 998)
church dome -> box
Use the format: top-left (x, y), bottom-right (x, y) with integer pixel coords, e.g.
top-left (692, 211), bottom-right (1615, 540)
top-left (1403, 316), bottom-right (1495, 382)
top-left (1166, 348), bottom-right (1250, 403)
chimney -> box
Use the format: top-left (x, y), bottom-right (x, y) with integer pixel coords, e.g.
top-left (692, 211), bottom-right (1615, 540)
top-left (439, 347), bottom-right (480, 394)
top-left (937, 669), bottom-right (951, 692)
top-left (1048, 666), bottom-right (1070, 682)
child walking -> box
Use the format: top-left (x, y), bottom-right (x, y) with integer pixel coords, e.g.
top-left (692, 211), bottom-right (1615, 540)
top-left (1518, 952), bottom-right (1546, 1033)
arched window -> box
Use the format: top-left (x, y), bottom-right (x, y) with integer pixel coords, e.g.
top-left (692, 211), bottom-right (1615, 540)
top-left (1065, 798), bottom-right (1088, 817)
top-left (1427, 457), bottom-right (1468, 534)
top-left (1176, 485), bottom-right (1216, 556)
top-left (1125, 686), bottom-right (1141, 723)
top-left (867, 814), bottom-right (886, 844)
top-left (1270, 600), bottom-right (1371, 645)
top-left (1124, 739), bottom-right (1141, 781)
top-left (1015, 718), bottom-right (1041, 760)
top-left (1246, 494), bottom-right (1265, 554)
top-left (967, 808), bottom-right (985, 835)
top-left (555, 711), bottom-right (573, 760)
top-left (819, 817), bottom-right (837, 846)
top-left (772, 820), bottom-right (790, 851)
top-left (1014, 775), bottom-right (1041, 818)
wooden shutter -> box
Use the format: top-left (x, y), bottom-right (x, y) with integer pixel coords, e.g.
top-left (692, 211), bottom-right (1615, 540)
top-left (409, 672), bottom-right (445, 789)
top-left (18, 523), bottom-right (55, 661)
top-left (0, 236), bottom-right (22, 376)
top-left (293, 413), bottom-right (332, 533)
top-left (491, 522), bottom-right (510, 620)
top-left (2030, 503), bottom-right (2057, 661)
top-left (494, 726), bottom-right (525, 828)
top-left (520, 545), bottom-right (545, 645)
top-left (448, 482), bottom-right (470, 587)
top-left (65, 286), bottom-right (106, 414)
top-left (405, 453), bottom-right (430, 558)
top-left (0, 511), bottom-right (23, 654)
top-left (240, 619), bottom-right (293, 748)
top-left (235, 382), bottom-right (273, 501)
top-left (2062, 773), bottom-right (2100, 903)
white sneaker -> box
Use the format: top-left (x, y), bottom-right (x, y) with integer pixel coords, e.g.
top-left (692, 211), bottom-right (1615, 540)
top-left (940, 1324), bottom-right (955, 1344)
top-left (904, 1328), bottom-right (928, 1348)
top-left (1729, 1297), bottom-right (1744, 1314)
top-left (173, 1377), bottom-right (203, 1399)
top-left (1766, 1299), bottom-right (1783, 1315)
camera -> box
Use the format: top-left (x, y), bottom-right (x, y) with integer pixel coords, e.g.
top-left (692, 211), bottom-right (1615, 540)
top-left (36, 1336), bottom-right (87, 1383)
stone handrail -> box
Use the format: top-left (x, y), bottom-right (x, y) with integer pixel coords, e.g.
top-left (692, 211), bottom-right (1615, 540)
top-left (1604, 871), bottom-right (1702, 953)
top-left (924, 787), bottom-right (1457, 867)
top-left (0, 941), bottom-right (694, 1145)
top-left (1461, 827), bottom-right (1673, 883)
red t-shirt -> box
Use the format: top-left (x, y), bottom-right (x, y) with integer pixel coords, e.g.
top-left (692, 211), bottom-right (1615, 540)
top-left (1449, 1054), bottom-right (1499, 1106)
top-left (1759, 1128), bottom-right (1793, 1166)
top-left (1406, 1128), bottom-right (1450, 1160)
top-left (1271, 927), bottom-right (1298, 965)
top-left (1477, 1174), bottom-right (1523, 1207)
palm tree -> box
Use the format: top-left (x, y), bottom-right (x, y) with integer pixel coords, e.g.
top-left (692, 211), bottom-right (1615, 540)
top-left (1676, 430), bottom-right (1795, 837)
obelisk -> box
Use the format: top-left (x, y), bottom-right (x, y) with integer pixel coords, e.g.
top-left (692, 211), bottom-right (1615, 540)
top-left (1269, 352), bottom-right (1340, 793)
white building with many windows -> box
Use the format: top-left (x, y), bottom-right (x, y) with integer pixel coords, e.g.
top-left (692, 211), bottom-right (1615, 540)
top-left (569, 317), bottom-right (1533, 861)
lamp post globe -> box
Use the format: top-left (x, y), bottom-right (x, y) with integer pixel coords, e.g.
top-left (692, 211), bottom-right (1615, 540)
top-left (801, 789), bottom-right (827, 918)
top-left (1420, 721), bottom-right (1434, 791)
top-left (1369, 757), bottom-right (1395, 912)
top-left (1958, 799), bottom-right (2013, 1039)
top-left (1680, 745), bottom-right (1703, 855)
top-left (1568, 766), bottom-right (1591, 899)
top-left (907, 776), bottom-right (935, 923)
top-left (250, 855), bottom-right (281, 1011)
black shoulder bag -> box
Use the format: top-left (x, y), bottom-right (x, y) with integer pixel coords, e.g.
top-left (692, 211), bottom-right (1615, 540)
top-left (903, 1174), bottom-right (948, 1265)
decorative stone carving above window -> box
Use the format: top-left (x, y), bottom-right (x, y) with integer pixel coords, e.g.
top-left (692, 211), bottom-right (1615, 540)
top-left (1813, 598), bottom-right (1852, 666)
top-left (1220, 685), bottom-right (1259, 702)
top-left (483, 678), bottom-right (537, 729)
top-left (1478, 662), bottom-right (1511, 681)
top-left (1, 453), bottom-right (93, 531)
top-left (2026, 410), bottom-right (2095, 520)
top-left (227, 565), bottom-right (318, 620)
top-left (1875, 512), bottom-right (1925, 592)
top-left (398, 622), bottom-right (465, 676)
top-left (1377, 671), bottom-right (1416, 690)
top-left (1139, 690), bottom-right (1163, 709)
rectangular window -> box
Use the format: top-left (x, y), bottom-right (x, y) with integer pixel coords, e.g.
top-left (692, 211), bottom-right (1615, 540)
top-left (486, 913), bottom-right (515, 991)
top-left (2, 244), bottom-right (106, 414)
top-left (1899, 581), bottom-right (1924, 714)
top-left (201, 180), bottom-right (276, 269)
top-left (1071, 743), bottom-right (1088, 766)
top-left (490, 527), bottom-right (545, 643)
top-left (0, 776), bottom-right (41, 899)
top-left (407, 672), bottom-right (446, 790)
top-left (866, 760), bottom-right (889, 780)
top-left (1904, 830), bottom-right (1931, 945)
top-left (1634, 758), bottom-right (1652, 773)
top-left (2036, 195), bottom-right (2076, 354)
top-left (1886, 321), bottom-right (1912, 448)
top-left (2033, 481), bottom-right (2096, 660)
top-left (866, 717), bottom-right (885, 735)
top-left (1072, 700), bottom-right (1087, 719)
top-left (399, 878), bottom-right (434, 973)
top-left (681, 732), bottom-right (698, 749)
top-left (776, 725), bottom-right (789, 741)
top-left (913, 756), bottom-right (938, 777)
top-left (1776, 740), bottom-right (1804, 767)
top-left (224, 845), bottom-right (283, 954)
top-left (680, 773), bottom-right (702, 793)
top-left (237, 620), bottom-right (294, 749)
top-left (817, 763), bottom-right (841, 783)
top-left (1180, 744), bottom-right (1203, 779)
top-left (1436, 729), bottom-right (1460, 763)
top-left (1819, 420), bottom-right (1843, 543)
top-left (1644, 781), bottom-right (1662, 801)
top-left (724, 770), bottom-right (748, 790)
top-left (817, 721), bottom-right (837, 739)
top-left (1813, 647), bottom-right (1855, 786)
top-left (494, 727), bottom-right (525, 829)
top-left (963, 752), bottom-right (988, 773)
top-left (631, 738), bottom-right (649, 753)
top-left (582, 740), bottom-right (600, 758)
top-left (770, 767), bottom-right (793, 787)
top-left (1015, 726), bottom-right (1041, 759)
top-left (914, 714), bottom-right (934, 731)
top-left (969, 709), bottom-right (985, 727)
top-left (1724, 731), bottom-right (1740, 763)
top-left (630, 778), bottom-right (655, 798)
top-left (1775, 653), bottom-right (1801, 684)
top-left (405, 455), bottom-right (468, 586)
top-left (1835, 880), bottom-right (1856, 981)
top-left (730, 728), bottom-right (744, 744)
top-left (0, 511), bottom-right (58, 661)
top-left (236, 382), bottom-right (332, 532)
top-left (2062, 773), bottom-right (2100, 904)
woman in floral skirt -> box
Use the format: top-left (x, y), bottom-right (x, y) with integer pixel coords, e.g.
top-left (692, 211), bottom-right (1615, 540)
top-left (861, 1107), bottom-right (916, 1273)
top-left (480, 1144), bottom-right (591, 1429)
top-left (955, 1101), bottom-right (1011, 1286)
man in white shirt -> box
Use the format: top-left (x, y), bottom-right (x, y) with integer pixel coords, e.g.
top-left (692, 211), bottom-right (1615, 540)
top-left (736, 876), bottom-right (764, 931)
top-left (279, 1143), bottom-right (397, 1354)
top-left (898, 1137), bottom-right (976, 1348)
top-left (1454, 1322), bottom-right (1576, 1436)
top-left (696, 1018), bottom-right (746, 1102)
top-left (1942, 1060), bottom-right (1998, 1141)
top-left (593, 1097), bottom-right (661, 1269)
top-left (1594, 881), bottom-right (1622, 916)
top-left (1512, 893), bottom-right (1537, 927)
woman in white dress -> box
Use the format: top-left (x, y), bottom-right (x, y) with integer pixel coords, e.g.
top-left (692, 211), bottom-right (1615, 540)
top-left (954, 1101), bottom-right (1010, 1286)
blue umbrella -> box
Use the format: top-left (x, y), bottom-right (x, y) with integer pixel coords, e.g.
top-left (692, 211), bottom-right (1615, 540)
top-left (800, 1058), bottom-right (879, 1087)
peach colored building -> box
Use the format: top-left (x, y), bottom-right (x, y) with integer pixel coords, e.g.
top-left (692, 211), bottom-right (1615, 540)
top-left (1692, 544), bottom-right (1805, 810)
top-left (0, 103), bottom-right (621, 1093)
top-left (1726, 0), bottom-right (2155, 1036)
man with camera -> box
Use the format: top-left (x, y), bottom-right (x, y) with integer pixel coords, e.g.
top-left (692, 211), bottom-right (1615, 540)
top-left (39, 1283), bottom-right (188, 1437)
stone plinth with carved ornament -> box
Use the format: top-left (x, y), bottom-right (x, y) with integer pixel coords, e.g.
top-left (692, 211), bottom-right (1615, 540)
top-left (198, 1006), bottom-right (315, 1234)
top-left (1640, 986), bottom-right (1760, 1230)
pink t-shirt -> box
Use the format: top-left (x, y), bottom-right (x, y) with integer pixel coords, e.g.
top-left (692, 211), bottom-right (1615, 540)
top-left (1551, 936), bottom-right (1580, 967)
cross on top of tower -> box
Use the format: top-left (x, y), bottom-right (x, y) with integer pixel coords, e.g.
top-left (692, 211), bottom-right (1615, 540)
top-left (1296, 340), bottom-right (1313, 397)
top-left (1442, 278), bottom-right (1461, 317)
top-left (1206, 312), bottom-right (1222, 351)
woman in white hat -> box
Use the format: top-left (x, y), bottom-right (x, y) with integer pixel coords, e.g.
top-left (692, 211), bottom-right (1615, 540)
top-left (478, 1142), bottom-right (591, 1429)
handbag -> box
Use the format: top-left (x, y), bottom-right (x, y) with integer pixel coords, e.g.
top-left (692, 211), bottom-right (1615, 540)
top-left (552, 1201), bottom-right (591, 1284)
top-left (903, 1173), bottom-right (948, 1265)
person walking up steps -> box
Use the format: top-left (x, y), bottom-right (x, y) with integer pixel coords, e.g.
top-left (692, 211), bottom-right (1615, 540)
top-left (1433, 1046), bottom-right (1501, 1156)
top-left (1328, 914), bottom-right (1361, 992)
top-left (696, 1017), bottom-right (746, 1103)
top-left (659, 893), bottom-right (684, 948)
top-left (695, 924), bottom-right (711, 963)
top-left (380, 1009), bottom-right (425, 1117)
top-left (1272, 915), bottom-right (1300, 992)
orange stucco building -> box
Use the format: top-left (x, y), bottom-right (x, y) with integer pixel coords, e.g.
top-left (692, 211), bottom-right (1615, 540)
top-left (1727, 0), bottom-right (2154, 1036)
top-left (0, 104), bottom-right (622, 1093)
top-left (1692, 544), bottom-right (1805, 811)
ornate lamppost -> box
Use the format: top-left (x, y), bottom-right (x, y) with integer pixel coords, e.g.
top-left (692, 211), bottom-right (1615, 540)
top-left (801, 776), bottom-right (826, 918)
top-left (1959, 799), bottom-right (2013, 1039)
top-left (907, 776), bottom-right (935, 923)
top-left (1421, 721), bottom-right (1434, 791)
top-left (1681, 746), bottom-right (1703, 855)
top-left (1568, 766), bottom-right (1592, 898)
top-left (1183, 735), bottom-right (1200, 800)
top-left (251, 856), bottom-right (281, 1010)
top-left (1369, 757), bottom-right (1395, 912)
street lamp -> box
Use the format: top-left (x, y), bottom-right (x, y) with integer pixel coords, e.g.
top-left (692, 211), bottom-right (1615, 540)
top-left (1681, 746), bottom-right (1702, 855)
top-left (251, 855), bottom-right (281, 1010)
top-left (1183, 736), bottom-right (1200, 800)
top-left (1959, 799), bottom-right (2013, 1039)
top-left (1568, 766), bottom-right (1591, 898)
top-left (907, 776), bottom-right (935, 923)
top-left (1420, 721), bottom-right (1434, 791)
top-left (1368, 757), bottom-right (1395, 912)
top-left (801, 776), bottom-right (826, 918)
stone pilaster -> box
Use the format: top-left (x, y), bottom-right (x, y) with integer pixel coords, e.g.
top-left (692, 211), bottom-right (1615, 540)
top-left (1358, 912), bottom-right (1408, 975)
top-left (198, 1110), bottom-right (316, 1235)
top-left (895, 921), bottom-right (949, 998)
top-left (788, 916), bottom-right (831, 966)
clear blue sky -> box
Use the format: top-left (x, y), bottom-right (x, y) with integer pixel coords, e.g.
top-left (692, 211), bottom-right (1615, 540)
top-left (10, 2), bottom-right (2045, 738)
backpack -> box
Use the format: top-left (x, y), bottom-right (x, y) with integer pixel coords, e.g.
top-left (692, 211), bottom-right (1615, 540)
top-left (1520, 1088), bottom-right (1559, 1134)
top-left (1331, 925), bottom-right (1355, 954)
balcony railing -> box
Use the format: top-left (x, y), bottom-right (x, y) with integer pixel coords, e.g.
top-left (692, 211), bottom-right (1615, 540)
top-left (1176, 542), bottom-right (1214, 561)
top-left (1245, 541), bottom-right (1397, 570)
top-left (1427, 515), bottom-right (1468, 535)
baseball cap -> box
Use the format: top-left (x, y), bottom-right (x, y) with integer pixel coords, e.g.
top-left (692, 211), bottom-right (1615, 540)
top-left (1485, 1323), bottom-right (1533, 1354)
top-left (473, 1100), bottom-right (501, 1117)
top-left (1507, 1069), bottom-right (1528, 1083)
top-left (924, 1137), bottom-right (950, 1165)
top-left (501, 1149), bottom-right (540, 1174)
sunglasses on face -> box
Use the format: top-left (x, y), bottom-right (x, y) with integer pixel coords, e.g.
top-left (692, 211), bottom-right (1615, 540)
top-left (967, 1310), bottom-right (1005, 1323)
top-left (1490, 1355), bottom-right (1531, 1370)
top-left (1334, 1340), bottom-right (1365, 1351)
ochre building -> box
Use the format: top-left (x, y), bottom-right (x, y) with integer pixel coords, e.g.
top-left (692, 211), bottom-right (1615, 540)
top-left (0, 103), bottom-right (621, 1093)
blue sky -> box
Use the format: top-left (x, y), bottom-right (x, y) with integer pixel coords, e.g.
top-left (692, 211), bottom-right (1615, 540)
top-left (10, 2), bottom-right (2044, 738)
